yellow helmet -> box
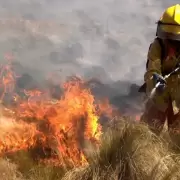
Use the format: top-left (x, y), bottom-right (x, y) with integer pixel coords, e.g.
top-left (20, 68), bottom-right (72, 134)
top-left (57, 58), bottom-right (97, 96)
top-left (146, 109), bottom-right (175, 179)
top-left (156, 4), bottom-right (180, 40)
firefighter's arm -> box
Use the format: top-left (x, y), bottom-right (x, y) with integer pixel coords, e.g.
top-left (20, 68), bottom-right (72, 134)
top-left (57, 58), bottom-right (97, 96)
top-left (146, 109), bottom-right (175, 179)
top-left (144, 39), bottom-right (162, 94)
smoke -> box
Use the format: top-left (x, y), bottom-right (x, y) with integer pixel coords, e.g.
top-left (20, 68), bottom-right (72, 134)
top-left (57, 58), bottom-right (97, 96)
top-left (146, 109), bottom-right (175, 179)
top-left (0, 0), bottom-right (179, 114)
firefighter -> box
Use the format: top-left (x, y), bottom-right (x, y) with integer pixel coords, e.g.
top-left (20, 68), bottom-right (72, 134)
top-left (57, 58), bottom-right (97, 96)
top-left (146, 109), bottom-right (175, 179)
top-left (140, 4), bottom-right (180, 135)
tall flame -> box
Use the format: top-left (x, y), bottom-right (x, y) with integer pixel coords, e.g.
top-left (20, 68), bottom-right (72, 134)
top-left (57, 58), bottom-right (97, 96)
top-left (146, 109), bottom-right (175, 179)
top-left (0, 59), bottom-right (113, 167)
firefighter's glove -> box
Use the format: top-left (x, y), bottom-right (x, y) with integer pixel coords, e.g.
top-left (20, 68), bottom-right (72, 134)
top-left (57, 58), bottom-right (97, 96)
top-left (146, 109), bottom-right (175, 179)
top-left (152, 73), bottom-right (166, 94)
top-left (156, 82), bottom-right (166, 94)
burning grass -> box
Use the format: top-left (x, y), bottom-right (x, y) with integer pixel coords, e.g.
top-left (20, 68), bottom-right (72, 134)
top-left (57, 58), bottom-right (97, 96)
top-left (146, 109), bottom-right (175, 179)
top-left (1, 117), bottom-right (180, 179)
top-left (0, 59), bottom-right (113, 179)
top-left (0, 60), bottom-right (112, 168)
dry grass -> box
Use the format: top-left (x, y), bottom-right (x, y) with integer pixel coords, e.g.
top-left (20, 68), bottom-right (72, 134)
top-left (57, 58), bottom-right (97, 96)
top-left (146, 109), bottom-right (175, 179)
top-left (2, 117), bottom-right (180, 180)
top-left (0, 151), bottom-right (67, 180)
top-left (62, 117), bottom-right (180, 180)
top-left (0, 158), bottom-right (23, 180)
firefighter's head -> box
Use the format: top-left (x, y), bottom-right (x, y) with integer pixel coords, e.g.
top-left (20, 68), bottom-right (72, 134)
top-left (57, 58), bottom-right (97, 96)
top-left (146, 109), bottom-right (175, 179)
top-left (156, 4), bottom-right (180, 47)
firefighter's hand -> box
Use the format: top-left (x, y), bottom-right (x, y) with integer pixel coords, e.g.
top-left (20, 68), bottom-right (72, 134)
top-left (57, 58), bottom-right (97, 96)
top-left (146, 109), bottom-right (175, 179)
top-left (156, 82), bottom-right (166, 94)
top-left (152, 73), bottom-right (166, 85)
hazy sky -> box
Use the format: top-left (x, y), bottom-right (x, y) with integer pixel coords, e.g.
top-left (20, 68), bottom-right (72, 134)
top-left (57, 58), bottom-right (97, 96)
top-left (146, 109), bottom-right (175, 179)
top-left (0, 0), bottom-right (179, 86)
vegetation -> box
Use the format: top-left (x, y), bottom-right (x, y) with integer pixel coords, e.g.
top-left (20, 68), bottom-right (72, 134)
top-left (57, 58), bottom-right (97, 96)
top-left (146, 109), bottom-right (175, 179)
top-left (2, 117), bottom-right (180, 180)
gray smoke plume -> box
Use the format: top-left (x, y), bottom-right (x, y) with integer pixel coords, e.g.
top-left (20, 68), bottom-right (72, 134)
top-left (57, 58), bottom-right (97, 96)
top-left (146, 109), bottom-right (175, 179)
top-left (0, 0), bottom-right (179, 114)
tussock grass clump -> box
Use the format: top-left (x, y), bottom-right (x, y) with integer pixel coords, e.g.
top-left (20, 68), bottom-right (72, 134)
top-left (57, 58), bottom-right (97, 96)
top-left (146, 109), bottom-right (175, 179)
top-left (5, 150), bottom-right (67, 180)
top-left (62, 117), bottom-right (180, 180)
top-left (27, 165), bottom-right (66, 180)
top-left (0, 158), bottom-right (23, 180)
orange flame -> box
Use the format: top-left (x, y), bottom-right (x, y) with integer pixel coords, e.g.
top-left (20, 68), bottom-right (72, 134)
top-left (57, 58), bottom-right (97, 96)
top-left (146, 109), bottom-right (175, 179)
top-left (0, 60), bottom-right (114, 167)
top-left (0, 118), bottom-right (39, 154)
